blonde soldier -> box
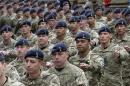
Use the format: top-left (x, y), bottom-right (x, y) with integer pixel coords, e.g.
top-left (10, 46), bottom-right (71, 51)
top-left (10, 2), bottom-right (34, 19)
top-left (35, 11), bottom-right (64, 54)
top-left (51, 21), bottom-right (77, 56)
top-left (0, 53), bottom-right (25, 86)
top-left (93, 26), bottom-right (129, 86)
top-left (21, 49), bottom-right (60, 86)
top-left (16, 20), bottom-right (37, 47)
top-left (49, 43), bottom-right (88, 86)
top-left (112, 19), bottom-right (130, 86)
top-left (70, 31), bottom-right (104, 86)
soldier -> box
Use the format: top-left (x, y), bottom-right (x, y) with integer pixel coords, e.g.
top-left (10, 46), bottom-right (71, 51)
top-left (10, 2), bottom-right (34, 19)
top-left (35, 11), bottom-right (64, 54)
top-left (22, 7), bottom-right (31, 21)
top-left (10, 38), bottom-right (30, 77)
top-left (86, 12), bottom-right (105, 32)
top-left (30, 8), bottom-right (39, 33)
top-left (68, 16), bottom-right (81, 38)
top-left (21, 49), bottom-right (60, 86)
top-left (70, 31), bottom-right (104, 86)
top-left (0, 53), bottom-right (25, 86)
top-left (49, 43), bottom-right (89, 86)
top-left (112, 19), bottom-right (130, 86)
top-left (33, 29), bottom-right (54, 64)
top-left (92, 26), bottom-right (129, 86)
top-left (0, 25), bottom-right (16, 51)
top-left (51, 20), bottom-right (77, 56)
top-left (16, 20), bottom-right (37, 47)
top-left (95, 6), bottom-right (107, 24)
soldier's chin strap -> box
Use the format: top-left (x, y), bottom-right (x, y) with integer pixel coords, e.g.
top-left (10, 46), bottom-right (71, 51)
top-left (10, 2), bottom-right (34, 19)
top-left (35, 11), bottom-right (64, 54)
top-left (0, 76), bottom-right (8, 86)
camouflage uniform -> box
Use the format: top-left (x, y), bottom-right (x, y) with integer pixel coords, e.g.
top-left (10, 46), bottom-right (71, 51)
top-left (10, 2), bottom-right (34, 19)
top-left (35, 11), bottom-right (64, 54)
top-left (49, 61), bottom-right (89, 86)
top-left (9, 59), bottom-right (26, 78)
top-left (0, 39), bottom-right (16, 51)
top-left (89, 21), bottom-right (105, 32)
top-left (21, 71), bottom-right (60, 86)
top-left (16, 33), bottom-right (37, 47)
top-left (112, 34), bottom-right (130, 86)
top-left (70, 51), bottom-right (104, 86)
top-left (92, 43), bottom-right (129, 86)
top-left (4, 77), bottom-right (25, 86)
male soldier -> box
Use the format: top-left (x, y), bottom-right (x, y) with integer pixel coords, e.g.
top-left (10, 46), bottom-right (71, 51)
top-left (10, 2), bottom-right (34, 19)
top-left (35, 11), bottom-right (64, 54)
top-left (21, 49), bottom-right (60, 86)
top-left (0, 53), bottom-right (25, 86)
top-left (30, 8), bottom-right (39, 33)
top-left (112, 19), bottom-right (130, 86)
top-left (22, 7), bottom-right (31, 21)
top-left (86, 12), bottom-right (105, 32)
top-left (45, 12), bottom-right (57, 40)
top-left (33, 29), bottom-right (53, 63)
top-left (49, 43), bottom-right (89, 86)
top-left (10, 38), bottom-right (30, 77)
top-left (92, 26), bottom-right (129, 86)
top-left (69, 16), bottom-right (81, 38)
top-left (51, 20), bottom-right (77, 56)
top-left (0, 25), bottom-right (16, 51)
top-left (16, 20), bottom-right (37, 47)
top-left (70, 31), bottom-right (104, 86)
top-left (105, 8), bottom-right (114, 29)
top-left (95, 6), bottom-right (107, 24)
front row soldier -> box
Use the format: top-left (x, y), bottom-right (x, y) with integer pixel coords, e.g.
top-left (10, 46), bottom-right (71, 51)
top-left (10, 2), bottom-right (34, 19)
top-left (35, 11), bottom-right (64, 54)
top-left (92, 26), bottom-right (129, 86)
top-left (21, 49), bottom-right (60, 86)
top-left (69, 31), bottom-right (104, 86)
top-left (48, 43), bottom-right (89, 86)
top-left (0, 53), bottom-right (25, 86)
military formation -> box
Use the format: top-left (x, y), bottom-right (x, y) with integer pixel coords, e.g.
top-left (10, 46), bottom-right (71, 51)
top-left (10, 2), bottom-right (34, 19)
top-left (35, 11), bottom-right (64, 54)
top-left (0, 0), bottom-right (130, 86)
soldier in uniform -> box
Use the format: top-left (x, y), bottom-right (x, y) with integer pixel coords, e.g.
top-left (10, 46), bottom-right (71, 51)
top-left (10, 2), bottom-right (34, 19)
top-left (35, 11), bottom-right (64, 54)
top-left (95, 6), bottom-right (107, 24)
top-left (51, 20), bottom-right (77, 56)
top-left (33, 29), bottom-right (54, 65)
top-left (10, 38), bottom-right (30, 77)
top-left (70, 31), bottom-right (104, 86)
top-left (21, 49), bottom-right (60, 86)
top-left (0, 53), bottom-right (25, 86)
top-left (92, 26), bottom-right (129, 86)
top-left (0, 25), bottom-right (16, 51)
top-left (68, 16), bottom-right (82, 38)
top-left (112, 19), bottom-right (130, 86)
top-left (49, 43), bottom-right (89, 86)
top-left (16, 20), bottom-right (37, 47)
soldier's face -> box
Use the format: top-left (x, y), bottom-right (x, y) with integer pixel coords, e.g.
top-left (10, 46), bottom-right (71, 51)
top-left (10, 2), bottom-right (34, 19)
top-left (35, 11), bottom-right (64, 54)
top-left (21, 25), bottom-right (31, 34)
top-left (76, 39), bottom-right (90, 52)
top-left (48, 20), bottom-right (55, 28)
top-left (113, 13), bottom-right (122, 19)
top-left (25, 58), bottom-right (43, 74)
top-left (87, 17), bottom-right (95, 25)
top-left (2, 31), bottom-right (12, 40)
top-left (37, 35), bottom-right (49, 45)
top-left (0, 62), bottom-right (5, 76)
top-left (16, 45), bottom-right (29, 57)
top-left (79, 20), bottom-right (86, 29)
top-left (115, 25), bottom-right (127, 35)
top-left (99, 32), bottom-right (112, 44)
top-left (55, 28), bottom-right (66, 36)
top-left (52, 52), bottom-right (68, 68)
top-left (96, 10), bottom-right (103, 16)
